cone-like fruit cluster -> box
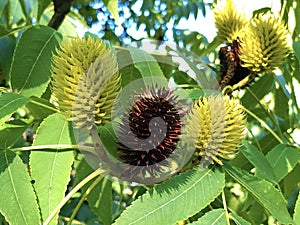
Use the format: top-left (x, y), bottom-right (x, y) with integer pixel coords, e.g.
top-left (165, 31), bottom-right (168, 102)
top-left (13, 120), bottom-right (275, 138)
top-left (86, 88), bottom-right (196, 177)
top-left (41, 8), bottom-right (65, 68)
top-left (117, 87), bottom-right (185, 178)
top-left (186, 95), bottom-right (246, 166)
top-left (239, 12), bottom-right (290, 73)
top-left (51, 36), bottom-right (121, 129)
top-left (214, 0), bottom-right (247, 43)
top-left (214, 1), bottom-right (290, 88)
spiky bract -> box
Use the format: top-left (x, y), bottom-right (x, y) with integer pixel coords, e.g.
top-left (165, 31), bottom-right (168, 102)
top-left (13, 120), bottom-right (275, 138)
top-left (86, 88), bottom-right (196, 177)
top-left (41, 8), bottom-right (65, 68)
top-left (239, 12), bottom-right (290, 73)
top-left (214, 0), bottom-right (247, 43)
top-left (186, 95), bottom-right (246, 166)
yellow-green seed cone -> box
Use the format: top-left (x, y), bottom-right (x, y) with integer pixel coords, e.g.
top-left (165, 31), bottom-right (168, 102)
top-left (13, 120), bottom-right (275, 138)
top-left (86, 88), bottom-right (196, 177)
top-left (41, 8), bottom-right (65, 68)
top-left (239, 12), bottom-right (290, 73)
top-left (186, 95), bottom-right (246, 166)
top-left (51, 36), bottom-right (121, 129)
top-left (213, 0), bottom-right (247, 43)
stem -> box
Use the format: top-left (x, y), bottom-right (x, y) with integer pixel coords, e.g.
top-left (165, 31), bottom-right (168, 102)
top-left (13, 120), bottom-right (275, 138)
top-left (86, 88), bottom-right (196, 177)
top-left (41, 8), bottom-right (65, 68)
top-left (222, 189), bottom-right (231, 225)
top-left (67, 175), bottom-right (104, 225)
top-left (43, 169), bottom-right (105, 225)
top-left (244, 108), bottom-right (284, 144)
top-left (8, 144), bottom-right (96, 155)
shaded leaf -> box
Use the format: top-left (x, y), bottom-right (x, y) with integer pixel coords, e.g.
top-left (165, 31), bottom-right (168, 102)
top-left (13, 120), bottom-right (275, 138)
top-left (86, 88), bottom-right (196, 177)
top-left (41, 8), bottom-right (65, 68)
top-left (229, 212), bottom-right (251, 225)
top-left (294, 192), bottom-right (300, 225)
top-left (0, 92), bottom-right (29, 126)
top-left (30, 113), bottom-right (74, 224)
top-left (72, 158), bottom-right (112, 225)
top-left (241, 75), bottom-right (275, 109)
top-left (114, 167), bottom-right (225, 225)
top-left (240, 142), bottom-right (276, 182)
top-left (37, 0), bottom-right (51, 22)
top-left (265, 144), bottom-right (300, 182)
top-left (0, 150), bottom-right (40, 225)
top-left (190, 209), bottom-right (227, 225)
top-left (0, 120), bottom-right (29, 149)
top-left (9, 25), bottom-right (62, 97)
top-left (25, 96), bottom-right (57, 120)
top-left (293, 41), bottom-right (300, 63)
top-left (87, 178), bottom-right (112, 225)
top-left (224, 164), bottom-right (293, 224)
top-left (0, 0), bottom-right (8, 18)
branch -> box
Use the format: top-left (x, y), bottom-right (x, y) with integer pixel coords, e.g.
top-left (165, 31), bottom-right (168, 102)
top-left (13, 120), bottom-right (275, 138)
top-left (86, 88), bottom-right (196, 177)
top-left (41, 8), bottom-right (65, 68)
top-left (48, 0), bottom-right (73, 30)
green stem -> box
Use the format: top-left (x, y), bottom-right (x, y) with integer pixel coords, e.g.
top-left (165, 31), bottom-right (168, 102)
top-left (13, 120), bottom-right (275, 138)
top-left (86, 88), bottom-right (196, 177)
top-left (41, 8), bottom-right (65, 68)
top-left (8, 144), bottom-right (96, 155)
top-left (222, 189), bottom-right (230, 225)
top-left (66, 175), bottom-right (104, 225)
top-left (244, 108), bottom-right (284, 144)
top-left (246, 87), bottom-right (284, 138)
top-left (43, 169), bottom-right (105, 225)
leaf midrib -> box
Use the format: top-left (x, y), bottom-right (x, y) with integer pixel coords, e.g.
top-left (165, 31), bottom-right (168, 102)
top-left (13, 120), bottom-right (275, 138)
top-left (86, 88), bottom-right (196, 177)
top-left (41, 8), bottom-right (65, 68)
top-left (47, 120), bottom-right (68, 216)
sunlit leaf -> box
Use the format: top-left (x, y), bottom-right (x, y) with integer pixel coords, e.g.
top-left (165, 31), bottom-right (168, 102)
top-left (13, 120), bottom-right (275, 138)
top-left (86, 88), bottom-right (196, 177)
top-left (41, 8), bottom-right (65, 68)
top-left (0, 150), bottom-right (40, 225)
top-left (9, 25), bottom-right (62, 97)
top-left (103, 0), bottom-right (119, 23)
top-left (114, 167), bottom-right (225, 225)
top-left (30, 113), bottom-right (74, 224)
top-left (224, 164), bottom-right (293, 224)
top-left (190, 209), bottom-right (227, 225)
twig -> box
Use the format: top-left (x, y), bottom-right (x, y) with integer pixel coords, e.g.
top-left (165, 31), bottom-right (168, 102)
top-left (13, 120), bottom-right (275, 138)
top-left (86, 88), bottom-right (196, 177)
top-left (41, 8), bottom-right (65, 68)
top-left (48, 0), bottom-right (73, 30)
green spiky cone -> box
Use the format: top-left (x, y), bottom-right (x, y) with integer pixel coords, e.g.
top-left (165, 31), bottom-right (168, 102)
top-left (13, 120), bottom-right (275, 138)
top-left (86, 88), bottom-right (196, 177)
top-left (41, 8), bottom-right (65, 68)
top-left (214, 0), bottom-right (247, 43)
top-left (51, 36), bottom-right (121, 129)
top-left (239, 12), bottom-right (290, 73)
top-left (186, 95), bottom-right (246, 166)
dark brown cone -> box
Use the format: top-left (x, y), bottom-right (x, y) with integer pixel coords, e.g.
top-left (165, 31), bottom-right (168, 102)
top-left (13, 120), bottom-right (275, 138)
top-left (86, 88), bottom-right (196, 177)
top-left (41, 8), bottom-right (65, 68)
top-left (219, 40), bottom-right (251, 88)
top-left (116, 87), bottom-right (184, 179)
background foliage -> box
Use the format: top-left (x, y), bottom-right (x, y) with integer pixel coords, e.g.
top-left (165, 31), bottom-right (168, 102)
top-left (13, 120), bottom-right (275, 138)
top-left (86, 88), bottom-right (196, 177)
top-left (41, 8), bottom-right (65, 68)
top-left (0, 0), bottom-right (300, 225)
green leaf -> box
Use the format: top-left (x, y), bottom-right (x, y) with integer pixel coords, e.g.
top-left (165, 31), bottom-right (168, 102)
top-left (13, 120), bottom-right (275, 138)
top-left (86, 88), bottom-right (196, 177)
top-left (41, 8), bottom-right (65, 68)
top-left (274, 82), bottom-right (289, 119)
top-left (0, 92), bottom-right (29, 126)
top-left (0, 0), bottom-right (8, 18)
top-left (128, 46), bottom-right (165, 85)
top-left (114, 167), bottom-right (225, 225)
top-left (103, 0), bottom-right (119, 22)
top-left (224, 164), bottom-right (293, 224)
top-left (30, 113), bottom-right (74, 224)
top-left (0, 150), bottom-right (40, 225)
top-left (0, 120), bottom-right (29, 149)
top-left (9, 25), bottom-right (62, 97)
top-left (0, 36), bottom-right (16, 79)
top-left (240, 142), bottom-right (276, 182)
top-left (241, 75), bottom-right (275, 109)
top-left (37, 0), bottom-right (51, 22)
top-left (293, 41), bottom-right (300, 62)
top-left (294, 191), bottom-right (300, 225)
top-left (25, 96), bottom-right (57, 120)
top-left (190, 209), bottom-right (227, 225)
top-left (72, 159), bottom-right (112, 225)
top-left (98, 123), bottom-right (119, 159)
top-left (229, 213), bottom-right (251, 225)
top-left (117, 48), bottom-right (142, 87)
top-left (265, 144), bottom-right (300, 182)
top-left (87, 178), bottom-right (112, 225)
top-left (165, 45), bottom-right (213, 89)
